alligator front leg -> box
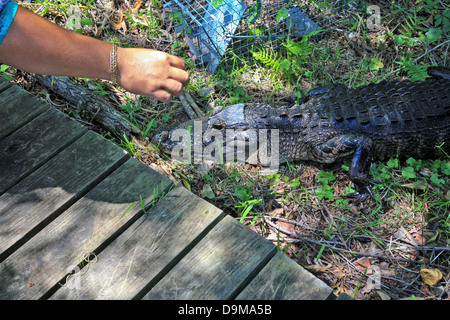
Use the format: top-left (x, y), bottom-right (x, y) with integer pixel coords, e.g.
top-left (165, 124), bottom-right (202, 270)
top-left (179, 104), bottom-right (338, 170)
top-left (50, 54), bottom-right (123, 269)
top-left (347, 138), bottom-right (377, 203)
top-left (315, 134), bottom-right (375, 203)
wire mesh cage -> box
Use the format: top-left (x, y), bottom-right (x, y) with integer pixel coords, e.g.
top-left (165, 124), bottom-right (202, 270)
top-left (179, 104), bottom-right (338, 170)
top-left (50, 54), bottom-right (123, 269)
top-left (164, 0), bottom-right (362, 73)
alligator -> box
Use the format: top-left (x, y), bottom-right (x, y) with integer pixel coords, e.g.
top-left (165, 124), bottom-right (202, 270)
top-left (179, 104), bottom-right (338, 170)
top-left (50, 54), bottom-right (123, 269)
top-left (152, 66), bottom-right (450, 202)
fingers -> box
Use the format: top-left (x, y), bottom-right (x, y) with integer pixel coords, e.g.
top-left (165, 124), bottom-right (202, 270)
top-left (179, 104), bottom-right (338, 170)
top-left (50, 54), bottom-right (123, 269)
top-left (148, 78), bottom-right (183, 103)
top-left (152, 89), bottom-right (172, 103)
top-left (167, 54), bottom-right (190, 86)
top-left (169, 66), bottom-right (190, 86)
top-left (163, 78), bottom-right (184, 96)
top-left (157, 92), bottom-right (172, 103)
top-left (168, 54), bottom-right (186, 70)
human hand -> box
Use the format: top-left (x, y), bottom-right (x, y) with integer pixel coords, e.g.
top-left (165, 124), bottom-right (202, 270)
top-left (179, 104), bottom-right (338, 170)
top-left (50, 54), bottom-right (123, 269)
top-left (116, 47), bottom-right (190, 102)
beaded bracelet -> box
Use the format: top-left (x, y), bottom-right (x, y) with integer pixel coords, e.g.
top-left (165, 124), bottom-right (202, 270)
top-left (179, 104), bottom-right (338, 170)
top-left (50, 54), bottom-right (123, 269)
top-left (110, 44), bottom-right (118, 83)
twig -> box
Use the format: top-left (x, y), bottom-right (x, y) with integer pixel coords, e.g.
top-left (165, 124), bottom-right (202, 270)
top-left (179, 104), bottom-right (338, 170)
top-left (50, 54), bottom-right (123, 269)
top-left (179, 93), bottom-right (197, 119)
top-left (184, 92), bottom-right (205, 117)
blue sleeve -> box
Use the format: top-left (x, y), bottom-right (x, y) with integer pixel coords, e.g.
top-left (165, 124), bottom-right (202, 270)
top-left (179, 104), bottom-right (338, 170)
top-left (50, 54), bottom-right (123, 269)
top-left (0, 1), bottom-right (18, 45)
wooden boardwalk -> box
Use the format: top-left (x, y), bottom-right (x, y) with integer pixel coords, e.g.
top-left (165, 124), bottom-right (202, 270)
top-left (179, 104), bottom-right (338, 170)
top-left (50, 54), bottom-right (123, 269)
top-left (0, 77), bottom-right (333, 300)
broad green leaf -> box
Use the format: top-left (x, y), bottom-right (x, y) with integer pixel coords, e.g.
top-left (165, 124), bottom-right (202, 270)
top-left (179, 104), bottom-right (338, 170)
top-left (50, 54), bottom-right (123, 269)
top-left (247, 0), bottom-right (261, 24)
top-left (276, 8), bottom-right (288, 23)
top-left (80, 18), bottom-right (94, 26)
top-left (426, 28), bottom-right (442, 42)
top-left (211, 0), bottom-right (223, 7)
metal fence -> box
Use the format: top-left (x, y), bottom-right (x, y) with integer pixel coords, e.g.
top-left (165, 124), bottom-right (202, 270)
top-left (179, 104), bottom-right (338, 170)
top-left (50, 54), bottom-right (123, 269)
top-left (164, 0), bottom-right (361, 73)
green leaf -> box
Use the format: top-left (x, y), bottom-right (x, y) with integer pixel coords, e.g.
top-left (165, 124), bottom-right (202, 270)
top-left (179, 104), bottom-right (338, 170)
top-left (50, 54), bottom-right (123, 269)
top-left (234, 186), bottom-right (252, 202)
top-left (318, 171), bottom-right (336, 185)
top-left (276, 8), bottom-right (288, 23)
top-left (161, 114), bottom-right (170, 122)
top-left (442, 163), bottom-right (450, 175)
top-left (402, 167), bottom-right (417, 179)
top-left (315, 244), bottom-right (326, 262)
top-left (285, 40), bottom-right (306, 56)
top-left (430, 173), bottom-right (445, 185)
top-left (211, 0), bottom-right (223, 7)
top-left (0, 73), bottom-right (14, 81)
top-left (290, 178), bottom-right (301, 188)
top-left (246, 0), bottom-right (261, 24)
top-left (316, 185), bottom-right (334, 200)
top-left (369, 57), bottom-right (384, 71)
top-left (426, 28), bottom-right (442, 42)
top-left (80, 18), bottom-right (94, 26)
top-left (279, 59), bottom-right (291, 71)
top-left (387, 158), bottom-right (399, 168)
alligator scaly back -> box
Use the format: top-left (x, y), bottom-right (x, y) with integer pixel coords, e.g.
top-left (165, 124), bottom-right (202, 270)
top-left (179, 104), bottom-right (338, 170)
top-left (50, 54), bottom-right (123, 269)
top-left (243, 77), bottom-right (449, 163)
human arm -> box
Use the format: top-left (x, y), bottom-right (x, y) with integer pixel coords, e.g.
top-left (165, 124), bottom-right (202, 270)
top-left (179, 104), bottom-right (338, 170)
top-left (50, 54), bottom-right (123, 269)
top-left (0, 5), bottom-right (189, 102)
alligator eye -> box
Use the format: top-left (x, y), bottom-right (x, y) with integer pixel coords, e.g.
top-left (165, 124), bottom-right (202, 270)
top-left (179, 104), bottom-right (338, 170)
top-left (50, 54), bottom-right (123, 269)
top-left (212, 123), bottom-right (224, 130)
top-left (210, 119), bottom-right (225, 130)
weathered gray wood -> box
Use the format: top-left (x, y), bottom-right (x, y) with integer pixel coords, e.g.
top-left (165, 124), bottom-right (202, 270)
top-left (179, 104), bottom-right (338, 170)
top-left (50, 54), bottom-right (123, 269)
top-left (0, 85), bottom-right (50, 140)
top-left (0, 131), bottom-right (128, 260)
top-left (0, 107), bottom-right (87, 194)
top-left (0, 77), bottom-right (12, 92)
top-left (143, 215), bottom-right (277, 300)
top-left (50, 186), bottom-right (225, 300)
top-left (0, 158), bottom-right (172, 299)
top-left (235, 251), bottom-right (332, 300)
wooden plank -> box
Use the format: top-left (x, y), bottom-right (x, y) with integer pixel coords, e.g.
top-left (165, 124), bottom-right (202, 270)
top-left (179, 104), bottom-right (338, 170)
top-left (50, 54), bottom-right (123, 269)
top-left (0, 158), bottom-right (172, 299)
top-left (0, 131), bottom-right (129, 261)
top-left (235, 251), bottom-right (332, 300)
top-left (0, 107), bottom-right (86, 195)
top-left (0, 85), bottom-right (49, 140)
top-left (142, 215), bottom-right (277, 300)
top-left (0, 77), bottom-right (12, 92)
top-left (50, 186), bottom-right (225, 300)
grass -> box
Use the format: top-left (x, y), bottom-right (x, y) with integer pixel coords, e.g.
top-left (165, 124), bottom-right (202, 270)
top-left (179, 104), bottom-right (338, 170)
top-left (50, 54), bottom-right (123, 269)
top-left (5, 0), bottom-right (450, 300)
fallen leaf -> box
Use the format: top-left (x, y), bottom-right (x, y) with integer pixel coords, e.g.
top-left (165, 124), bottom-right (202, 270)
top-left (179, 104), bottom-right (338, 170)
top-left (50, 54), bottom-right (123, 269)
top-left (274, 185), bottom-right (285, 193)
top-left (131, 0), bottom-right (142, 14)
top-left (420, 268), bottom-right (443, 286)
top-left (412, 232), bottom-right (425, 246)
top-left (305, 264), bottom-right (329, 273)
top-left (202, 183), bottom-right (215, 199)
top-left (401, 180), bottom-right (427, 190)
top-left (353, 258), bottom-right (371, 271)
top-left (394, 226), bottom-right (418, 246)
top-left (110, 11), bottom-right (124, 30)
top-left (277, 220), bottom-right (295, 233)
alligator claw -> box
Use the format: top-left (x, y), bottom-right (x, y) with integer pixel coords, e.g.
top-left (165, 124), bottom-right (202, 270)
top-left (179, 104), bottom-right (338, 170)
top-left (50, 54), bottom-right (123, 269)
top-left (345, 191), bottom-right (367, 206)
top-left (345, 185), bottom-right (376, 205)
top-left (368, 178), bottom-right (382, 185)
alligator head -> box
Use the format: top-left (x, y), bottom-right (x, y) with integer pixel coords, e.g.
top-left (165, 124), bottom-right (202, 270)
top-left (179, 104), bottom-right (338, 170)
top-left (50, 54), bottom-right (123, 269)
top-left (152, 103), bottom-right (281, 169)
